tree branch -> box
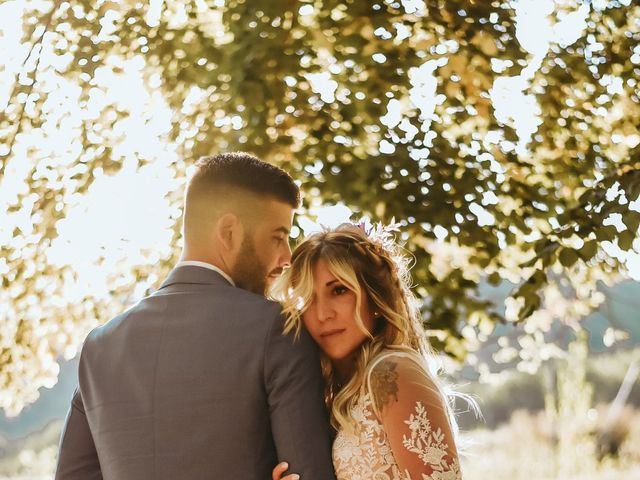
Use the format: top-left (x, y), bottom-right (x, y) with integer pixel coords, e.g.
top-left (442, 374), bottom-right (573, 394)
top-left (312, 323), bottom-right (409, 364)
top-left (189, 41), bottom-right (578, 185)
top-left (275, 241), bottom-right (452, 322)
top-left (0, 0), bottom-right (61, 179)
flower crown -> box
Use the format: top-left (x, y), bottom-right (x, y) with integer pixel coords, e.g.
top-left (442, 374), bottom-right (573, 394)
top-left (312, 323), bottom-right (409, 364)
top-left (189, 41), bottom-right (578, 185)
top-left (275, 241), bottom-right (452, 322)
top-left (348, 217), bottom-right (413, 288)
top-left (352, 217), bottom-right (402, 253)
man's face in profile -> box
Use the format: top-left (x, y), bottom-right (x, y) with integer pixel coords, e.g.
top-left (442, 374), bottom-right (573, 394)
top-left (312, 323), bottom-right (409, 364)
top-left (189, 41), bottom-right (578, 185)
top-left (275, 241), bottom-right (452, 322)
top-left (232, 199), bottom-right (294, 295)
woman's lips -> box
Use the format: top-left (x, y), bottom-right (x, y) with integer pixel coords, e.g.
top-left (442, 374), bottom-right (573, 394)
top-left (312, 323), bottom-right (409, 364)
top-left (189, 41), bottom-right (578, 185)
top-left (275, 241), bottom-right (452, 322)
top-left (320, 328), bottom-right (346, 338)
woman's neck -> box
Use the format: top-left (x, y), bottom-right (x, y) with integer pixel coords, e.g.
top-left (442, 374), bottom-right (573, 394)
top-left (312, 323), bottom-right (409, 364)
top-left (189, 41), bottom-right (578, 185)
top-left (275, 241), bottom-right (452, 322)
top-left (333, 353), bottom-right (359, 385)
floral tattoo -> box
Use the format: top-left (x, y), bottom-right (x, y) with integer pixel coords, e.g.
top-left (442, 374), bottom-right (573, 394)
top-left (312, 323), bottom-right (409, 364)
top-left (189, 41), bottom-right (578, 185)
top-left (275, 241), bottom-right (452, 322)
top-left (371, 360), bottom-right (399, 413)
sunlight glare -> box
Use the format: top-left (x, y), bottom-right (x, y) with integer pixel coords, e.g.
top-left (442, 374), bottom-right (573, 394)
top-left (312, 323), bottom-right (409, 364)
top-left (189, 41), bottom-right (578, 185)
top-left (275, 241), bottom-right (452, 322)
top-left (298, 203), bottom-right (355, 236)
top-left (47, 163), bottom-right (179, 300)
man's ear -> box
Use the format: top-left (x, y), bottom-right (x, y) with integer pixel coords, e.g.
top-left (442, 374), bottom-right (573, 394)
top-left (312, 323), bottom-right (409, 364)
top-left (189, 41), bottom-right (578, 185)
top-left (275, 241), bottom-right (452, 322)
top-left (215, 213), bottom-right (243, 253)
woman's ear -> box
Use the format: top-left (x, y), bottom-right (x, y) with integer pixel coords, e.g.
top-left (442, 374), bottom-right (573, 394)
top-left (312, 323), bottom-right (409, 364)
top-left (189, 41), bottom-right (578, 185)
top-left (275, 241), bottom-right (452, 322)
top-left (215, 212), bottom-right (243, 253)
top-left (373, 309), bottom-right (385, 335)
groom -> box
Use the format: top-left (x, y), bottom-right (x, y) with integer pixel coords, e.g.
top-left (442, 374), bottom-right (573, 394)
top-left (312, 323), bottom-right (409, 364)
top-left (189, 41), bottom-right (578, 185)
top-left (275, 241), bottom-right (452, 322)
top-left (55, 153), bottom-right (336, 479)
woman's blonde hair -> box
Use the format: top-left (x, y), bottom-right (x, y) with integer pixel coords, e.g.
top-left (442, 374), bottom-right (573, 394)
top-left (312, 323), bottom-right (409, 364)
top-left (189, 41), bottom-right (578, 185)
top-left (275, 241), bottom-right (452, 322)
top-left (271, 222), bottom-right (456, 432)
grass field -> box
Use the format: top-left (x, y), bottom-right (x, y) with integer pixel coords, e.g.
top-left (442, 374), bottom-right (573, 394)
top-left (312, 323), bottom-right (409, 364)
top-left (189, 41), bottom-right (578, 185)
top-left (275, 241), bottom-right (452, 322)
top-left (2, 407), bottom-right (639, 479)
top-left (460, 408), bottom-right (640, 480)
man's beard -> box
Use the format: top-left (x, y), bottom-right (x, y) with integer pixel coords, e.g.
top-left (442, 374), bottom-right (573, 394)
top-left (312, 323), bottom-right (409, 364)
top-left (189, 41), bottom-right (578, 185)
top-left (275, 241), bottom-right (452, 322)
top-left (231, 235), bottom-right (270, 295)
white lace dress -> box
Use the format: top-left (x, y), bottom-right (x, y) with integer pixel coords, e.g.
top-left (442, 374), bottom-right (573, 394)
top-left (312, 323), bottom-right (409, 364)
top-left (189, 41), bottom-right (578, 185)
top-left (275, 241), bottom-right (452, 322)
top-left (332, 351), bottom-right (462, 480)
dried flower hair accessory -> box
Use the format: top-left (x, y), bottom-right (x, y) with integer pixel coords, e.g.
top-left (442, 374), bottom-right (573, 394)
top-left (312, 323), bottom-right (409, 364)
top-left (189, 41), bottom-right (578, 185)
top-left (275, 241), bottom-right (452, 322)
top-left (351, 217), bottom-right (402, 249)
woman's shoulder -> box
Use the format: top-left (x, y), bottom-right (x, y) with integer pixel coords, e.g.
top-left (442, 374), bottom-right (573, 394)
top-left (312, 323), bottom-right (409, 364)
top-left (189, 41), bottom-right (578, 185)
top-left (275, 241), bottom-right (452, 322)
top-left (367, 347), bottom-right (428, 374)
top-left (365, 348), bottom-right (442, 415)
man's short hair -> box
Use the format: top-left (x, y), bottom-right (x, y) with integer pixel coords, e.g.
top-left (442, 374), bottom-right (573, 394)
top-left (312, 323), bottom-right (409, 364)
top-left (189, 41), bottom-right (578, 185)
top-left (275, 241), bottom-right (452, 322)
top-left (186, 152), bottom-right (300, 213)
top-left (184, 152), bottom-right (300, 234)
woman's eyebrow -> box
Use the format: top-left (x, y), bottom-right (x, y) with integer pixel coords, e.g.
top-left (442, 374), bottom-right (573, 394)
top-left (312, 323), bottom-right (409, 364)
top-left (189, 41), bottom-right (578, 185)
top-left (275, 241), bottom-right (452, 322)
top-left (326, 279), bottom-right (339, 287)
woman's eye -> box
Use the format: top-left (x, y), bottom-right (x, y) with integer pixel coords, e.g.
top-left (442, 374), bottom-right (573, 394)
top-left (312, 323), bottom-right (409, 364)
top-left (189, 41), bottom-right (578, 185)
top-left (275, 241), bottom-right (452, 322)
top-left (332, 285), bottom-right (348, 295)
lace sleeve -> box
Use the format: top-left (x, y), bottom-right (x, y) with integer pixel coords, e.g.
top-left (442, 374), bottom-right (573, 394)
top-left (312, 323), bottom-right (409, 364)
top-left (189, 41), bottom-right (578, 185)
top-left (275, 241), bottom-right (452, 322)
top-left (367, 352), bottom-right (461, 480)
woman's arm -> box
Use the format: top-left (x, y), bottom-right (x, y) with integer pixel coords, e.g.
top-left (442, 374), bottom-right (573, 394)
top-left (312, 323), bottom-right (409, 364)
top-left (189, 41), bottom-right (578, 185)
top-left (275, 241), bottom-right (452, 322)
top-left (369, 354), bottom-right (461, 480)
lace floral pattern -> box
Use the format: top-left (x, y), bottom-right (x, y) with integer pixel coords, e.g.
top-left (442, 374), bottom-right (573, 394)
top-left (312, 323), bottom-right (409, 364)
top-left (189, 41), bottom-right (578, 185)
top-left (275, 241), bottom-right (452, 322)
top-left (333, 393), bottom-right (461, 480)
top-left (403, 402), bottom-right (461, 480)
top-left (333, 393), bottom-right (403, 480)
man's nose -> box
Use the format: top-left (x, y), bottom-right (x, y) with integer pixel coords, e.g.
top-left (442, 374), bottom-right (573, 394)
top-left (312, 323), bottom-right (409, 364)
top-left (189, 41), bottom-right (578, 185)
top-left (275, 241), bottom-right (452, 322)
top-left (280, 241), bottom-right (292, 267)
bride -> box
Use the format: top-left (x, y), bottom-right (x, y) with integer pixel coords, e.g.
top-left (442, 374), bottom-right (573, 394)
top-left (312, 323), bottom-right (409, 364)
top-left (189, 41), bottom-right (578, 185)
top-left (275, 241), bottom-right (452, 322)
top-left (271, 222), bottom-right (463, 480)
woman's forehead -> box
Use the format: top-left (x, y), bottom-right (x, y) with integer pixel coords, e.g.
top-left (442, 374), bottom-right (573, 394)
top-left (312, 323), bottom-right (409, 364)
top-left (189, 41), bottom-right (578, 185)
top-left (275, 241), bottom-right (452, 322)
top-left (311, 259), bottom-right (336, 282)
top-left (311, 258), bottom-right (359, 287)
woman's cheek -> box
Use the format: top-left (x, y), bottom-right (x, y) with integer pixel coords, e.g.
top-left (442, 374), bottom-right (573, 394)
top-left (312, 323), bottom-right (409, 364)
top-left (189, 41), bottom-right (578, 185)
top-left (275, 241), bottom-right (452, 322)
top-left (302, 316), bottom-right (319, 341)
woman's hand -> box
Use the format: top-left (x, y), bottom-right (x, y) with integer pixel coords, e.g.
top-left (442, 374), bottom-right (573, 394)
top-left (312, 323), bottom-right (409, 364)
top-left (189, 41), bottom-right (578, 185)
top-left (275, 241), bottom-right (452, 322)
top-left (272, 461), bottom-right (300, 480)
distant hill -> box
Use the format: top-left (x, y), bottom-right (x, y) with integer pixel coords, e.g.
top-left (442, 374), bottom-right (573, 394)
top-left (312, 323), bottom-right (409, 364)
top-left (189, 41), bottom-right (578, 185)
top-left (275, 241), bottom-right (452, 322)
top-left (483, 279), bottom-right (640, 344)
top-left (590, 280), bottom-right (640, 349)
top-left (0, 358), bottom-right (77, 443)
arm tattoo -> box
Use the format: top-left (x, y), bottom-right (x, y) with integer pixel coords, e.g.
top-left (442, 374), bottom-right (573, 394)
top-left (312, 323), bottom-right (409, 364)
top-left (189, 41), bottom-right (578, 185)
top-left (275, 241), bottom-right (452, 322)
top-left (370, 360), bottom-right (399, 414)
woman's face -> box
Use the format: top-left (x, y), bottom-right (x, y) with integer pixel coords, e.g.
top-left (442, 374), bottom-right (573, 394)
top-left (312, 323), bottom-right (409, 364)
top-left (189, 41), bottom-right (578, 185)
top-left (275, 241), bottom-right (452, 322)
top-left (302, 259), bottom-right (375, 364)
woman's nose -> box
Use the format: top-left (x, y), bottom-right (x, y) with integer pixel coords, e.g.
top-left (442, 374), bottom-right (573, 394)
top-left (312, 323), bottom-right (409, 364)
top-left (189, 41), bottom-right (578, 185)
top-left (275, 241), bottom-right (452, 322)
top-left (315, 298), bottom-right (333, 322)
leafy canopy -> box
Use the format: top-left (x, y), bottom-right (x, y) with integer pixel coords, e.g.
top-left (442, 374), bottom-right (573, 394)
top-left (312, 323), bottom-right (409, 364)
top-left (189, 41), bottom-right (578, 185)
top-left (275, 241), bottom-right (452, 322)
top-left (0, 0), bottom-right (639, 415)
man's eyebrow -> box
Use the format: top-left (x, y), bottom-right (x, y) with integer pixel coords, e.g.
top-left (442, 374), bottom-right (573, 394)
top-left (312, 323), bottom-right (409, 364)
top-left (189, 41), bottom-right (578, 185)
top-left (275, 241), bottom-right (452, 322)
top-left (273, 226), bottom-right (290, 235)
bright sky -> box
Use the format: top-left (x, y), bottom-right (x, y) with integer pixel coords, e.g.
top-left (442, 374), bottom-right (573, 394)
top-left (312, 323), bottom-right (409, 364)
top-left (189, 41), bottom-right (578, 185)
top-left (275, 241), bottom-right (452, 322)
top-left (0, 0), bottom-right (638, 300)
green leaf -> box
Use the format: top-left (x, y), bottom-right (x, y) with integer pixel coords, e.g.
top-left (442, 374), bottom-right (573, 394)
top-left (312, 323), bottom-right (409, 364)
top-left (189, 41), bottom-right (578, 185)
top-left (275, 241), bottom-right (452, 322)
top-left (618, 230), bottom-right (635, 251)
top-left (488, 271), bottom-right (502, 286)
top-left (518, 293), bottom-right (541, 322)
top-left (625, 212), bottom-right (640, 234)
top-left (595, 225), bottom-right (617, 242)
top-left (558, 247), bottom-right (579, 268)
top-left (578, 240), bottom-right (598, 261)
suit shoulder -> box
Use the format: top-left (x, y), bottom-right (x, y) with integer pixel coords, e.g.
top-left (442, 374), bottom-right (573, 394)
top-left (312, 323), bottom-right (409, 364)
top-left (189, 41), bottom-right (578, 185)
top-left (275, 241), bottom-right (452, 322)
top-left (225, 288), bottom-right (283, 316)
top-left (81, 316), bottom-right (118, 350)
top-left (82, 302), bottom-right (140, 346)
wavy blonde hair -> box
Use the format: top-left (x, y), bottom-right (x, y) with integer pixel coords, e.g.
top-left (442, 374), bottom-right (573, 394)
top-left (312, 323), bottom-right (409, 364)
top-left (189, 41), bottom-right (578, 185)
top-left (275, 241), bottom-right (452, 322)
top-left (270, 222), bottom-right (456, 432)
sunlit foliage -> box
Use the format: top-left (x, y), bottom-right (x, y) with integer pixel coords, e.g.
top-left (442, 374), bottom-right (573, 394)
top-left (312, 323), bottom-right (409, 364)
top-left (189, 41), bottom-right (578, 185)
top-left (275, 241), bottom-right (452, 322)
top-left (0, 0), bottom-right (639, 415)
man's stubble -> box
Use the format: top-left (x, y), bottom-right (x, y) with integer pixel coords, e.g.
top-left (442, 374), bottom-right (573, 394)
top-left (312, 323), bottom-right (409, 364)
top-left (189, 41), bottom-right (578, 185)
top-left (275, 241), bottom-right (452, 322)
top-left (231, 234), bottom-right (269, 295)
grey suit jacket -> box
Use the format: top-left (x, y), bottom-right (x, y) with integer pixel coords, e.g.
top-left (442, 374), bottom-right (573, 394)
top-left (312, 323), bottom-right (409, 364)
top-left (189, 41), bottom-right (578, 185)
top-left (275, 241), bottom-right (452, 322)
top-left (55, 265), bottom-right (336, 479)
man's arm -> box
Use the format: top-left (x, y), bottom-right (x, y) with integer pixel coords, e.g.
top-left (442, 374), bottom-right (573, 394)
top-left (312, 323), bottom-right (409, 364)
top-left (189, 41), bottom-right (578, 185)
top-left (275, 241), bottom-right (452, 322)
top-left (55, 388), bottom-right (102, 480)
top-left (264, 309), bottom-right (336, 480)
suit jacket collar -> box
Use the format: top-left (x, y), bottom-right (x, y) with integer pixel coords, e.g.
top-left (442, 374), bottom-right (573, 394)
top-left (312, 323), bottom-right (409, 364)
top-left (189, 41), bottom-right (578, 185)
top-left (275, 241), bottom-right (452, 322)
top-left (158, 265), bottom-right (234, 290)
